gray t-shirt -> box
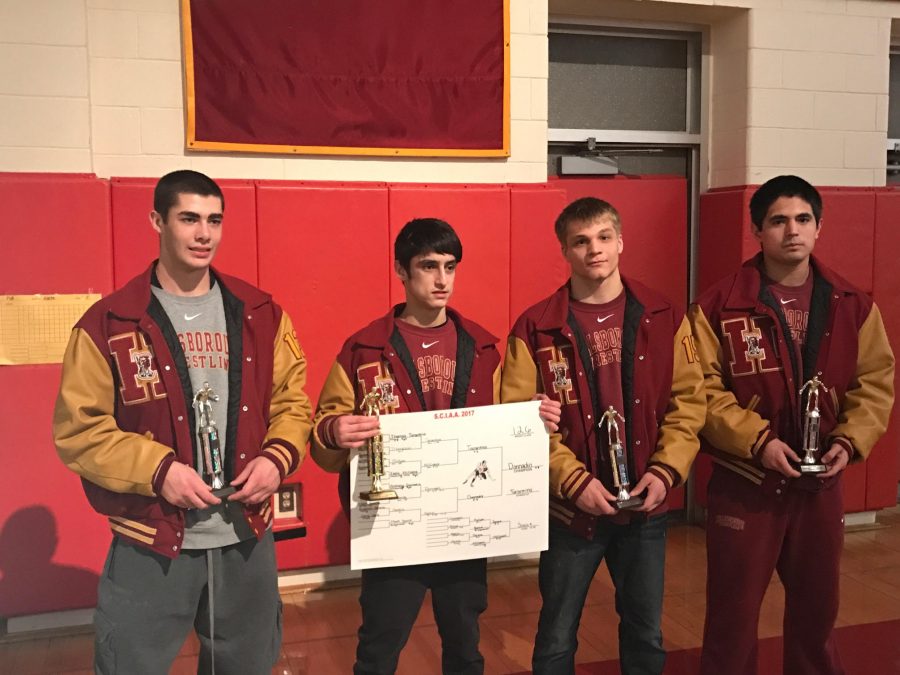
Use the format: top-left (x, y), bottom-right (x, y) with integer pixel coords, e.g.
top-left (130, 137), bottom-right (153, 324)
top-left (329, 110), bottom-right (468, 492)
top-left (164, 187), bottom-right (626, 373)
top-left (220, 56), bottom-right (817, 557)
top-left (152, 282), bottom-right (253, 548)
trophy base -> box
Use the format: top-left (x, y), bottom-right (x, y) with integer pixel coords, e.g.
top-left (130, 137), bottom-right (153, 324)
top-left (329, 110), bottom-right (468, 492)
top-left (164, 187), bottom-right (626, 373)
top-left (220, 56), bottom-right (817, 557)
top-left (616, 496), bottom-right (644, 510)
top-left (799, 463), bottom-right (827, 474)
top-left (212, 486), bottom-right (236, 498)
top-left (359, 489), bottom-right (399, 502)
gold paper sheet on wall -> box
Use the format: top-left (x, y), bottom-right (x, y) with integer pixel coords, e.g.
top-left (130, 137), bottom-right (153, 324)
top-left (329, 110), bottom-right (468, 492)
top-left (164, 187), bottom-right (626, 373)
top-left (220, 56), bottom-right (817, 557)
top-left (0, 294), bottom-right (100, 365)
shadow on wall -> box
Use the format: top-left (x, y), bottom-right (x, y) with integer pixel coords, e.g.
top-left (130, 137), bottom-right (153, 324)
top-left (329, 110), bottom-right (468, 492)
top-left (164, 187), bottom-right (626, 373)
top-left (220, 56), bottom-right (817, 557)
top-left (328, 470), bottom-right (352, 561)
top-left (0, 506), bottom-right (100, 618)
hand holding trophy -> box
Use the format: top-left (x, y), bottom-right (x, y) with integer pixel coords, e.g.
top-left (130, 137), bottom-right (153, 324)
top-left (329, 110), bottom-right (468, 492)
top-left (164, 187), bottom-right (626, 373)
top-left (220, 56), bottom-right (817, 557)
top-left (359, 387), bottom-right (398, 501)
top-left (602, 405), bottom-right (644, 510)
top-left (798, 376), bottom-right (828, 474)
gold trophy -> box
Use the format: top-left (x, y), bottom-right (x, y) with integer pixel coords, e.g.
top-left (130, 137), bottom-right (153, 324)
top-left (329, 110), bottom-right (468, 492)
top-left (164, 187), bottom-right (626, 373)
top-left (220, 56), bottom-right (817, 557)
top-left (194, 382), bottom-right (232, 496)
top-left (798, 376), bottom-right (828, 474)
top-left (602, 406), bottom-right (644, 509)
top-left (358, 387), bottom-right (398, 501)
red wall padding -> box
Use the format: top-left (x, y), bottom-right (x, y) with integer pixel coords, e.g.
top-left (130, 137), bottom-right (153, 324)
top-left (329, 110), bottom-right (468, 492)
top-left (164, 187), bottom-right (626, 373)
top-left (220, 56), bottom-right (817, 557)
top-left (256, 182), bottom-right (391, 568)
top-left (0, 174), bottom-right (113, 294)
top-left (110, 178), bottom-right (259, 288)
top-left (697, 188), bottom-right (748, 295)
top-left (874, 191), bottom-right (900, 496)
top-left (509, 186), bottom-right (570, 322)
top-left (0, 173), bottom-right (114, 617)
top-left (0, 367), bottom-right (110, 616)
top-left (695, 186), bottom-right (893, 512)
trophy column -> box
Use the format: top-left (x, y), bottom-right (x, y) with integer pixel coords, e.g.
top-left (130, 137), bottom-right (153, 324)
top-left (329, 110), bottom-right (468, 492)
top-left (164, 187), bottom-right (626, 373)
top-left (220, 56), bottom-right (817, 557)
top-left (359, 387), bottom-right (398, 502)
top-left (194, 382), bottom-right (228, 493)
top-left (799, 376), bottom-right (828, 474)
top-left (602, 405), bottom-right (644, 510)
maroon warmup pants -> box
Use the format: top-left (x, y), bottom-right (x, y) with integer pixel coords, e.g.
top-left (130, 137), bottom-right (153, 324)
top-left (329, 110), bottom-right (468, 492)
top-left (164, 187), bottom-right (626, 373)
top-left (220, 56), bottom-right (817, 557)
top-left (700, 464), bottom-right (845, 675)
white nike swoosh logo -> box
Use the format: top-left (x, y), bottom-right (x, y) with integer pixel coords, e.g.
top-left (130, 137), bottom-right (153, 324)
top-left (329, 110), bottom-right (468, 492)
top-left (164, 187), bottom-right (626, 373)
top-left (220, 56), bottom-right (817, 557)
top-left (422, 341), bottom-right (439, 349)
top-left (780, 298), bottom-right (796, 305)
top-left (596, 314), bottom-right (614, 323)
top-left (185, 313), bottom-right (202, 320)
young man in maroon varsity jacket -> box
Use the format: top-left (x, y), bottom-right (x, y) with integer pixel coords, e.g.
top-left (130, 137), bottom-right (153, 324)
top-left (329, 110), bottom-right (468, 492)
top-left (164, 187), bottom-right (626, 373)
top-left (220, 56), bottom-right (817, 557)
top-left (53, 170), bottom-right (312, 674)
top-left (311, 217), bottom-right (559, 675)
top-left (502, 197), bottom-right (706, 675)
top-left (690, 175), bottom-right (895, 675)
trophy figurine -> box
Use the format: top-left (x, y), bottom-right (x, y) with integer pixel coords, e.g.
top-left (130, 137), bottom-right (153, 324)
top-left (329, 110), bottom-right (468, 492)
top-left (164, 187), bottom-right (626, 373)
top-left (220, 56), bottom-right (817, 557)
top-left (799, 376), bottom-right (828, 474)
top-left (358, 387), bottom-right (398, 501)
top-left (194, 382), bottom-right (228, 494)
top-left (602, 406), bottom-right (644, 509)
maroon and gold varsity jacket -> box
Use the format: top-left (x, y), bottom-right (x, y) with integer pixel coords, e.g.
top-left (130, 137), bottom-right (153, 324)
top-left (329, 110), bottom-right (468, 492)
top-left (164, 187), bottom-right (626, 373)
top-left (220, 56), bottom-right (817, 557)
top-left (689, 253), bottom-right (894, 485)
top-left (53, 264), bottom-right (312, 558)
top-left (502, 280), bottom-right (705, 538)
top-left (311, 306), bottom-right (501, 477)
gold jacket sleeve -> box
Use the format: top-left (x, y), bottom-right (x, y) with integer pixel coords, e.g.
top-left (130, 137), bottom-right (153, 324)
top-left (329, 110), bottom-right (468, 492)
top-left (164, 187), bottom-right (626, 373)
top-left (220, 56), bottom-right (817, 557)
top-left (52, 328), bottom-right (174, 496)
top-left (688, 304), bottom-right (770, 459)
top-left (831, 304), bottom-right (895, 459)
top-left (310, 361), bottom-right (356, 473)
top-left (650, 316), bottom-right (706, 486)
top-left (501, 335), bottom-right (589, 501)
top-left (263, 311), bottom-right (313, 477)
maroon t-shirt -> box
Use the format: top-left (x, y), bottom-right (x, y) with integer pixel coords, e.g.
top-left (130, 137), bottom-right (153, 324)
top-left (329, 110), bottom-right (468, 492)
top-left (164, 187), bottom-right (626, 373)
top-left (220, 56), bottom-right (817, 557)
top-left (570, 292), bottom-right (627, 446)
top-left (768, 271), bottom-right (813, 351)
top-left (396, 318), bottom-right (458, 411)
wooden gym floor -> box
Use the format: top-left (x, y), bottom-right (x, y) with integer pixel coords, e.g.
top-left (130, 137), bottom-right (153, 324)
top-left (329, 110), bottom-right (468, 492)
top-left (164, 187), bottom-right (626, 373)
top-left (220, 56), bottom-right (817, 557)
top-left (2, 506), bottom-right (900, 674)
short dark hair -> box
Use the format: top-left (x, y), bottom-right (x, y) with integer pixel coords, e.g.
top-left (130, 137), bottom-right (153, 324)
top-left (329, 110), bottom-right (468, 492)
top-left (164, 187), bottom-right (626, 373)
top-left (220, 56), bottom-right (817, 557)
top-left (749, 175), bottom-right (822, 229)
top-left (153, 170), bottom-right (224, 218)
top-left (554, 197), bottom-right (621, 244)
top-left (394, 218), bottom-right (463, 271)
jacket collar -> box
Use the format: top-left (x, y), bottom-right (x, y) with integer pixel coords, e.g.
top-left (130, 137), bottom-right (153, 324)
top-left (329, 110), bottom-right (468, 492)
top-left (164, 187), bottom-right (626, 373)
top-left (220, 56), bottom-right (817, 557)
top-left (106, 261), bottom-right (270, 320)
top-left (355, 305), bottom-right (498, 351)
top-left (724, 252), bottom-right (855, 310)
top-left (534, 276), bottom-right (670, 331)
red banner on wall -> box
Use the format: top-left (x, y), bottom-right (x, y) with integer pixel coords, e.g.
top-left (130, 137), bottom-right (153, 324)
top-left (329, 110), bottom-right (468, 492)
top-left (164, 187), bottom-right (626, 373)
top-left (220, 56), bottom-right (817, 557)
top-left (182, 0), bottom-right (509, 157)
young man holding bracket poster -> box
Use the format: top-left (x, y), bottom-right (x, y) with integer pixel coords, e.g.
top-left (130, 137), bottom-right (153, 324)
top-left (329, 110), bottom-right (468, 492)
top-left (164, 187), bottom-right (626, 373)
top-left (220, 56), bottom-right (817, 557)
top-left (311, 217), bottom-right (561, 675)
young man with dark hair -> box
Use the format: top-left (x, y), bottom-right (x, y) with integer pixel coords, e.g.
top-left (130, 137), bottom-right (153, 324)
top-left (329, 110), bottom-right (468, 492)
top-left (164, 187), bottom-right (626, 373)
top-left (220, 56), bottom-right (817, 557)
top-left (53, 169), bottom-right (312, 674)
top-left (312, 217), bottom-right (558, 675)
top-left (502, 197), bottom-right (706, 674)
top-left (690, 175), bottom-right (895, 674)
